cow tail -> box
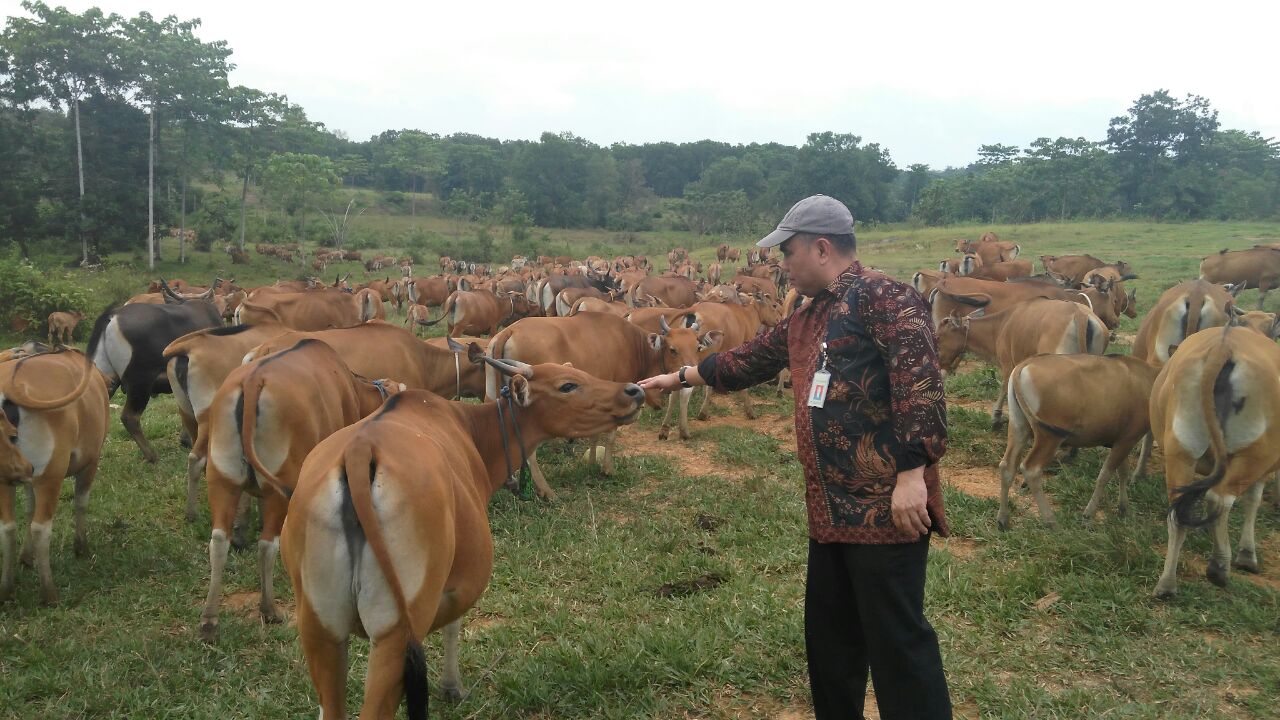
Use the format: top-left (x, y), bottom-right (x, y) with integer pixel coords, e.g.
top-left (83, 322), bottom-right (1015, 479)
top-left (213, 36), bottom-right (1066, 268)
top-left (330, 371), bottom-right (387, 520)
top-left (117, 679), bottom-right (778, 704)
top-left (485, 331), bottom-right (509, 400)
top-left (343, 439), bottom-right (428, 720)
top-left (85, 304), bottom-right (117, 362)
top-left (1184, 285), bottom-right (1206, 342)
top-left (238, 375), bottom-right (292, 499)
top-left (1171, 327), bottom-right (1233, 528)
top-left (1076, 304), bottom-right (1090, 355)
top-left (555, 290), bottom-right (570, 318)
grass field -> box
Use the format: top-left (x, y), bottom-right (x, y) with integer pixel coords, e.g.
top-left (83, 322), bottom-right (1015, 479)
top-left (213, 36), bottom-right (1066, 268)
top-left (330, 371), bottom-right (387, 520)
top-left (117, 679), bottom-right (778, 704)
top-left (2, 219), bottom-right (1279, 719)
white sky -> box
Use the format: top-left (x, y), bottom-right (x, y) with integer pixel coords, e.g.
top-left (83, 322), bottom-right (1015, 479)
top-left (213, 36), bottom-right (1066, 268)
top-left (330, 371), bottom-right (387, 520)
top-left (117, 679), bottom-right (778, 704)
top-left (9, 0), bottom-right (1278, 168)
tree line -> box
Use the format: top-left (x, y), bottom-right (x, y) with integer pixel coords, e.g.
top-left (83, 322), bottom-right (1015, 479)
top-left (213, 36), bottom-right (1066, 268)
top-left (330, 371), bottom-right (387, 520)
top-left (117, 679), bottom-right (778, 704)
top-left (3, 2), bottom-right (1279, 267)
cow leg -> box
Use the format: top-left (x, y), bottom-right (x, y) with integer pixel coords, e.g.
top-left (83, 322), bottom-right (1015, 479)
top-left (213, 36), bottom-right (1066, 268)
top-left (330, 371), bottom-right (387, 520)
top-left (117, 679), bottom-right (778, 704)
top-left (996, 404), bottom-right (1033, 532)
top-left (677, 386), bottom-right (692, 440)
top-left (1083, 439), bottom-right (1138, 520)
top-left (440, 618), bottom-right (466, 702)
top-left (1133, 432), bottom-right (1154, 480)
top-left (185, 452), bottom-right (206, 523)
top-left (72, 459), bottom-right (100, 558)
top-left (990, 375), bottom-right (1010, 429)
top-left (1154, 447), bottom-right (1198, 599)
top-left (19, 482), bottom-right (34, 567)
top-left (1021, 437), bottom-right (1061, 529)
top-left (29, 474), bottom-right (63, 606)
top-left (1271, 470), bottom-right (1280, 511)
top-left (360, 625), bottom-right (432, 720)
top-left (657, 391), bottom-right (676, 440)
top-left (258, 493), bottom-right (287, 625)
top-left (695, 386), bottom-right (713, 421)
top-left (231, 494), bottom-right (253, 551)
top-left (121, 383), bottom-right (159, 463)
top-left (1233, 480), bottom-right (1265, 573)
top-left (527, 450), bottom-right (556, 501)
top-left (739, 390), bottom-right (756, 420)
top-left (296, 597), bottom-right (350, 720)
top-left (601, 430), bottom-right (618, 476)
top-left (200, 477), bottom-right (242, 642)
top-left (1205, 490), bottom-right (1236, 588)
top-left (1258, 284), bottom-right (1270, 311)
top-left (0, 483), bottom-right (16, 602)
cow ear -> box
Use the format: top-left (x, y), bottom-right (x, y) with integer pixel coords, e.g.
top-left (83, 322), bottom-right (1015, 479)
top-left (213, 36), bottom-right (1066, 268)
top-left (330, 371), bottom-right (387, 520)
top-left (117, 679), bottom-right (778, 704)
top-left (510, 374), bottom-right (532, 407)
top-left (648, 332), bottom-right (662, 351)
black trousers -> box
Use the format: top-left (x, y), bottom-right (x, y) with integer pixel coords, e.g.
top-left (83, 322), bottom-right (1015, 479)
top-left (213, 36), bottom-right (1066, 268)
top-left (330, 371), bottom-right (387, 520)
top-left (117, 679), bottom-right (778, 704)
top-left (805, 537), bottom-right (951, 720)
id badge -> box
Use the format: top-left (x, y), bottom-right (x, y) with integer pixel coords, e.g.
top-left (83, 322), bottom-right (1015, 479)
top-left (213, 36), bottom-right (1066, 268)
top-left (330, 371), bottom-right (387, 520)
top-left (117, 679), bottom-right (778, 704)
top-left (807, 369), bottom-right (831, 408)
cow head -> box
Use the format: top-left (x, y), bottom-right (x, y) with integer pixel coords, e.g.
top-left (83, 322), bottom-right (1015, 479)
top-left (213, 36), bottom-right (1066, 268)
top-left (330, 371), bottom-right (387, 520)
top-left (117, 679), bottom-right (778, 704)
top-left (934, 315), bottom-right (972, 374)
top-left (651, 314), bottom-right (711, 376)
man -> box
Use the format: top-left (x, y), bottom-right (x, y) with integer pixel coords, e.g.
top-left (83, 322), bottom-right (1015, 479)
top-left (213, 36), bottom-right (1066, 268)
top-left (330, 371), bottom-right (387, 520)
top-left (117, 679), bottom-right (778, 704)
top-left (639, 195), bottom-right (951, 719)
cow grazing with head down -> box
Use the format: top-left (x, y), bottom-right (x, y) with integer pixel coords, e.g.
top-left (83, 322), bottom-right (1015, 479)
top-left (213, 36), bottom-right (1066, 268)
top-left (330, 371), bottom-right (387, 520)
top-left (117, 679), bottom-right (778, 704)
top-left (87, 280), bottom-right (222, 462)
top-left (1149, 322), bottom-right (1280, 598)
top-left (198, 338), bottom-right (403, 642)
top-left (0, 348), bottom-right (108, 605)
top-left (281, 342), bottom-right (644, 719)
top-left (997, 354), bottom-right (1161, 531)
top-left (1199, 246), bottom-right (1280, 310)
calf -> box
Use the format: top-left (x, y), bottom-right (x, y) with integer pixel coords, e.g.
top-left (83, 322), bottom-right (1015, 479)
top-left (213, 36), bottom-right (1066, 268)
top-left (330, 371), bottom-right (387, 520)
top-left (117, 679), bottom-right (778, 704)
top-left (198, 339), bottom-right (402, 641)
top-left (997, 354), bottom-right (1159, 530)
top-left (0, 349), bottom-right (107, 605)
top-left (46, 311), bottom-right (85, 345)
top-left (1150, 324), bottom-right (1280, 598)
top-left (283, 346), bottom-right (643, 719)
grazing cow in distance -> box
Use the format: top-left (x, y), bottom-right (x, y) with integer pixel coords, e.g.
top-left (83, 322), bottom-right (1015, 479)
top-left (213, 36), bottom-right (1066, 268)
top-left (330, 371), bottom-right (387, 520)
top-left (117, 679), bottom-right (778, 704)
top-left (1149, 323), bottom-right (1280, 598)
top-left (198, 338), bottom-right (403, 642)
top-left (281, 345), bottom-right (645, 719)
top-left (1199, 246), bottom-right (1280, 310)
top-left (0, 348), bottom-right (108, 605)
top-left (47, 311), bottom-right (85, 345)
top-left (997, 354), bottom-right (1160, 530)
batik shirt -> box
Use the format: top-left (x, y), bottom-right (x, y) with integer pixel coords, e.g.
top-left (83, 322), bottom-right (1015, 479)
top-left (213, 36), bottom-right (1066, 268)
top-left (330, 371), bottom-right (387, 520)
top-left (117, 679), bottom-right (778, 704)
top-left (697, 261), bottom-right (949, 543)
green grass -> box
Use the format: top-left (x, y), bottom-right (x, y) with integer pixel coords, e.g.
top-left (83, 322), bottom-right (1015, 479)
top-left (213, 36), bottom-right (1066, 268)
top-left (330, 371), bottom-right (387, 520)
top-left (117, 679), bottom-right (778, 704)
top-left (3, 218), bottom-right (1280, 718)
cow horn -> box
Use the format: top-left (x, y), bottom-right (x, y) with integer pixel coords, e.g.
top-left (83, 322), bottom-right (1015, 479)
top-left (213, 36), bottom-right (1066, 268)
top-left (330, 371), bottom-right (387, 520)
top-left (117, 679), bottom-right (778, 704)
top-left (481, 355), bottom-right (534, 379)
top-left (199, 279), bottom-right (219, 300)
top-left (659, 314), bottom-right (671, 334)
top-left (159, 278), bottom-right (185, 302)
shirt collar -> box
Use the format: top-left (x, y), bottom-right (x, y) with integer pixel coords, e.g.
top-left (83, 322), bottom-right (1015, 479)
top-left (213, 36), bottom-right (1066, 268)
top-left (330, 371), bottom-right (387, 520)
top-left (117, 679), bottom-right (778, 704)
top-left (821, 260), bottom-right (863, 298)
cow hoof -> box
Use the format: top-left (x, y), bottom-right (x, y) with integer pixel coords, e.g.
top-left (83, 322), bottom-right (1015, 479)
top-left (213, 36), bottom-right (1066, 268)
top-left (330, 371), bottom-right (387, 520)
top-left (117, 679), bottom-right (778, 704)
top-left (39, 588), bottom-right (59, 607)
top-left (262, 606), bottom-right (284, 624)
top-left (1152, 587), bottom-right (1176, 600)
top-left (1116, 503), bottom-right (1129, 518)
top-left (657, 428), bottom-right (670, 441)
top-left (442, 685), bottom-right (467, 703)
top-left (696, 412), bottom-right (709, 422)
top-left (142, 451), bottom-right (158, 464)
top-left (199, 621), bottom-right (219, 643)
top-left (185, 510), bottom-right (198, 524)
top-left (997, 517), bottom-right (1010, 532)
top-left (1233, 550), bottom-right (1260, 574)
top-left (1206, 559), bottom-right (1230, 588)
top-left (0, 584), bottom-right (14, 603)
top-left (74, 538), bottom-right (89, 558)
top-left (179, 431), bottom-right (192, 449)
top-left (19, 551), bottom-right (33, 568)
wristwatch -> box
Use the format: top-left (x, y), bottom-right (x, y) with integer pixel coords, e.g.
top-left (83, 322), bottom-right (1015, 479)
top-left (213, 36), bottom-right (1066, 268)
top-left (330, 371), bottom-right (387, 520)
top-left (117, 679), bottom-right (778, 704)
top-left (678, 366), bottom-right (693, 388)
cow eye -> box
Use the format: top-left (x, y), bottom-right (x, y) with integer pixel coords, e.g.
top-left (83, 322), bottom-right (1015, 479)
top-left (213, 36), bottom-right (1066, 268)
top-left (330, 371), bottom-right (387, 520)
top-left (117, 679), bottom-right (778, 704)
top-left (558, 382), bottom-right (578, 393)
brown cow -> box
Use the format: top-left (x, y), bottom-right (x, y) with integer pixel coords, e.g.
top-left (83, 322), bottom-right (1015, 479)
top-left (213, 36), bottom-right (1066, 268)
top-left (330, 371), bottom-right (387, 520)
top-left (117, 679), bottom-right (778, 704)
top-left (487, 313), bottom-right (702, 498)
top-left (282, 348), bottom-right (644, 719)
top-left (997, 354), bottom-right (1160, 530)
top-left (956, 239), bottom-right (1019, 265)
top-left (47, 311), bottom-right (85, 345)
top-left (235, 290), bottom-right (363, 331)
top-left (929, 276), bottom-right (1083, 329)
top-left (427, 290), bottom-right (536, 337)
top-left (1038, 255), bottom-right (1131, 285)
top-left (936, 298), bottom-right (1109, 427)
top-left (1150, 324), bottom-right (1280, 598)
top-left (356, 288), bottom-right (386, 322)
top-left (0, 349), bottom-right (107, 605)
top-left (626, 311), bottom-right (723, 442)
top-left (406, 276), bottom-right (455, 308)
top-left (198, 339), bottom-right (403, 641)
top-left (569, 297), bottom-right (631, 317)
top-left (1132, 280), bottom-right (1237, 367)
top-left (628, 276), bottom-right (698, 309)
top-left (687, 298), bottom-right (783, 424)
top-left (964, 259), bottom-right (1034, 281)
top-left (1199, 246), bottom-right (1280, 309)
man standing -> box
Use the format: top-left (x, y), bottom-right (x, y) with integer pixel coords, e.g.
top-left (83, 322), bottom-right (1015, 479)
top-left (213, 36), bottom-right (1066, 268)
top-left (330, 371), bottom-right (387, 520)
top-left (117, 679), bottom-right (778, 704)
top-left (639, 195), bottom-right (951, 719)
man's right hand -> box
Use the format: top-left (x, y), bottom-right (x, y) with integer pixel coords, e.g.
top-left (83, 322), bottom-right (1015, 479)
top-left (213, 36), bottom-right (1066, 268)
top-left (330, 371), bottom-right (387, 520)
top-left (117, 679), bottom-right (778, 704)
top-left (638, 372), bottom-right (680, 391)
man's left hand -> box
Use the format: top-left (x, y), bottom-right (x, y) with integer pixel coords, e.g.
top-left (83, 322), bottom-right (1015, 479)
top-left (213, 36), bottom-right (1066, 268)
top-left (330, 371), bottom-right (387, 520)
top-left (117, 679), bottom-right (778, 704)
top-left (891, 466), bottom-right (931, 537)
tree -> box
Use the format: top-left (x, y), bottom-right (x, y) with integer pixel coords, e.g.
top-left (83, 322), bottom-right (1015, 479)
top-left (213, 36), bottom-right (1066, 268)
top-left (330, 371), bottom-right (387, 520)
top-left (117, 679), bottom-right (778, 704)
top-left (225, 85), bottom-right (285, 248)
top-left (261, 152), bottom-right (339, 240)
top-left (903, 163), bottom-right (931, 214)
top-left (1106, 90), bottom-right (1220, 217)
top-left (4, 1), bottom-right (125, 262)
top-left (387, 130), bottom-right (442, 215)
top-left (122, 11), bottom-right (231, 268)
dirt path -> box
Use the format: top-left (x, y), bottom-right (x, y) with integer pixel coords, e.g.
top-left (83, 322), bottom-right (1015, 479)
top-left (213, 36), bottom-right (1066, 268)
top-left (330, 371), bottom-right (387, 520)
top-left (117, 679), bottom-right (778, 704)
top-left (615, 408), bottom-right (796, 480)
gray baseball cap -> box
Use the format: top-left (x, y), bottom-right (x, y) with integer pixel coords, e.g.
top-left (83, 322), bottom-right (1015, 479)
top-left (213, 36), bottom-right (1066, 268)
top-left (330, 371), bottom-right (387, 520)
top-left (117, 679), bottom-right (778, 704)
top-left (757, 194), bottom-right (855, 248)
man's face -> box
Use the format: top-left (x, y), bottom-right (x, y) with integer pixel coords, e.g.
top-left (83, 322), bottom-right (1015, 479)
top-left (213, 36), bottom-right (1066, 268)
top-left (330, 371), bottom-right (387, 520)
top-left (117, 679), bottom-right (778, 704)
top-left (779, 235), bottom-right (824, 296)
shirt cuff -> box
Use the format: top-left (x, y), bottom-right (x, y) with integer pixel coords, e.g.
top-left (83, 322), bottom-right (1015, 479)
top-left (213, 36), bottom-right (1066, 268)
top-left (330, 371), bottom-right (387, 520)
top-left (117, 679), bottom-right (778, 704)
top-left (695, 353), bottom-right (720, 390)
top-left (892, 443), bottom-right (930, 473)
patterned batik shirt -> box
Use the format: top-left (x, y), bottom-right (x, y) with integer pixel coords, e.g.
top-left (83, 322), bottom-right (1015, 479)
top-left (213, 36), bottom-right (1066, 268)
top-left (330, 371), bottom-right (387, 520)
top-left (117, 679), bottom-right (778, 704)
top-left (697, 261), bottom-right (949, 544)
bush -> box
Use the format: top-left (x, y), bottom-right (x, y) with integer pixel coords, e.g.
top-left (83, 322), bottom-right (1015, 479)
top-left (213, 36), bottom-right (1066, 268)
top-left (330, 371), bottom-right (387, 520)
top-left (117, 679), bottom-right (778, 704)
top-left (0, 252), bottom-right (91, 333)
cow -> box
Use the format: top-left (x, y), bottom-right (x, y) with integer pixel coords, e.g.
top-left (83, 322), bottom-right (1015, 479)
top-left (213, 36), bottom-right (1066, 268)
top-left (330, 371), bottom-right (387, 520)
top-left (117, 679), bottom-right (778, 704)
top-left (198, 338), bottom-right (404, 642)
top-left (281, 344), bottom-right (643, 719)
top-left (956, 239), bottom-right (1019, 265)
top-left (707, 261), bottom-right (723, 286)
top-left (912, 269), bottom-right (948, 298)
top-left (942, 254), bottom-right (979, 275)
top-left (1132, 280), bottom-right (1237, 367)
top-left (568, 297), bottom-right (631, 317)
top-left (964, 259), bottom-right (1034, 282)
top-left (732, 275), bottom-right (781, 301)
top-left (553, 286), bottom-right (615, 318)
top-left (0, 348), bottom-right (107, 605)
top-left (1038, 255), bottom-right (1131, 286)
top-left (1149, 323), bottom-right (1280, 598)
top-left (235, 289), bottom-right (363, 331)
top-left (405, 276), bottom-right (455, 308)
top-left (929, 276), bottom-right (1083, 329)
top-left (686, 298), bottom-right (783, 424)
top-left (997, 354), bottom-right (1161, 531)
top-left (87, 281), bottom-right (222, 462)
top-left (46, 311), bottom-right (85, 346)
top-left (162, 323), bottom-right (290, 524)
top-left (405, 304), bottom-right (434, 337)
top-left (355, 288), bottom-right (386, 322)
top-left (625, 311), bottom-right (723, 442)
top-left (627, 276), bottom-right (698, 309)
top-left (935, 298), bottom-right (1109, 428)
top-left (1199, 246), bottom-right (1280, 310)
top-left (538, 274), bottom-right (613, 316)
top-left (426, 290), bottom-right (537, 337)
top-left (487, 313), bottom-right (701, 498)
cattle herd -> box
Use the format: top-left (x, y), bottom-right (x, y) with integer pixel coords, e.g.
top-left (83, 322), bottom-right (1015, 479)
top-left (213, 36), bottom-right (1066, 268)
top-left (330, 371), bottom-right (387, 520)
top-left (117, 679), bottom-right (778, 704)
top-left (1, 235), bottom-right (1279, 716)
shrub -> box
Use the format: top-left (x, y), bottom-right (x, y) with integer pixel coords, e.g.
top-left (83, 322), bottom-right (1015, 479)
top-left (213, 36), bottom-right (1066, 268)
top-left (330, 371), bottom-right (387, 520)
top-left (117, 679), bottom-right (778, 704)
top-left (0, 252), bottom-right (92, 332)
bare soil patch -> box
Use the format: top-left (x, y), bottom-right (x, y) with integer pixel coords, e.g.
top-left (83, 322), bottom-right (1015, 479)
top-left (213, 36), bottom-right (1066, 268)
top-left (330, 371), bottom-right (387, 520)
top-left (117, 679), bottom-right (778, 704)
top-left (942, 465), bottom-right (1002, 500)
top-left (933, 534), bottom-right (981, 561)
top-left (615, 409), bottom-right (795, 480)
top-left (219, 590), bottom-right (296, 627)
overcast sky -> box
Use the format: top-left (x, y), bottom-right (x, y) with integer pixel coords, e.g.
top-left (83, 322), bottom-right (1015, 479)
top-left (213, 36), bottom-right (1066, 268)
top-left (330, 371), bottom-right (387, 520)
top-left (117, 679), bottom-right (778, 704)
top-left (11, 0), bottom-right (1278, 168)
